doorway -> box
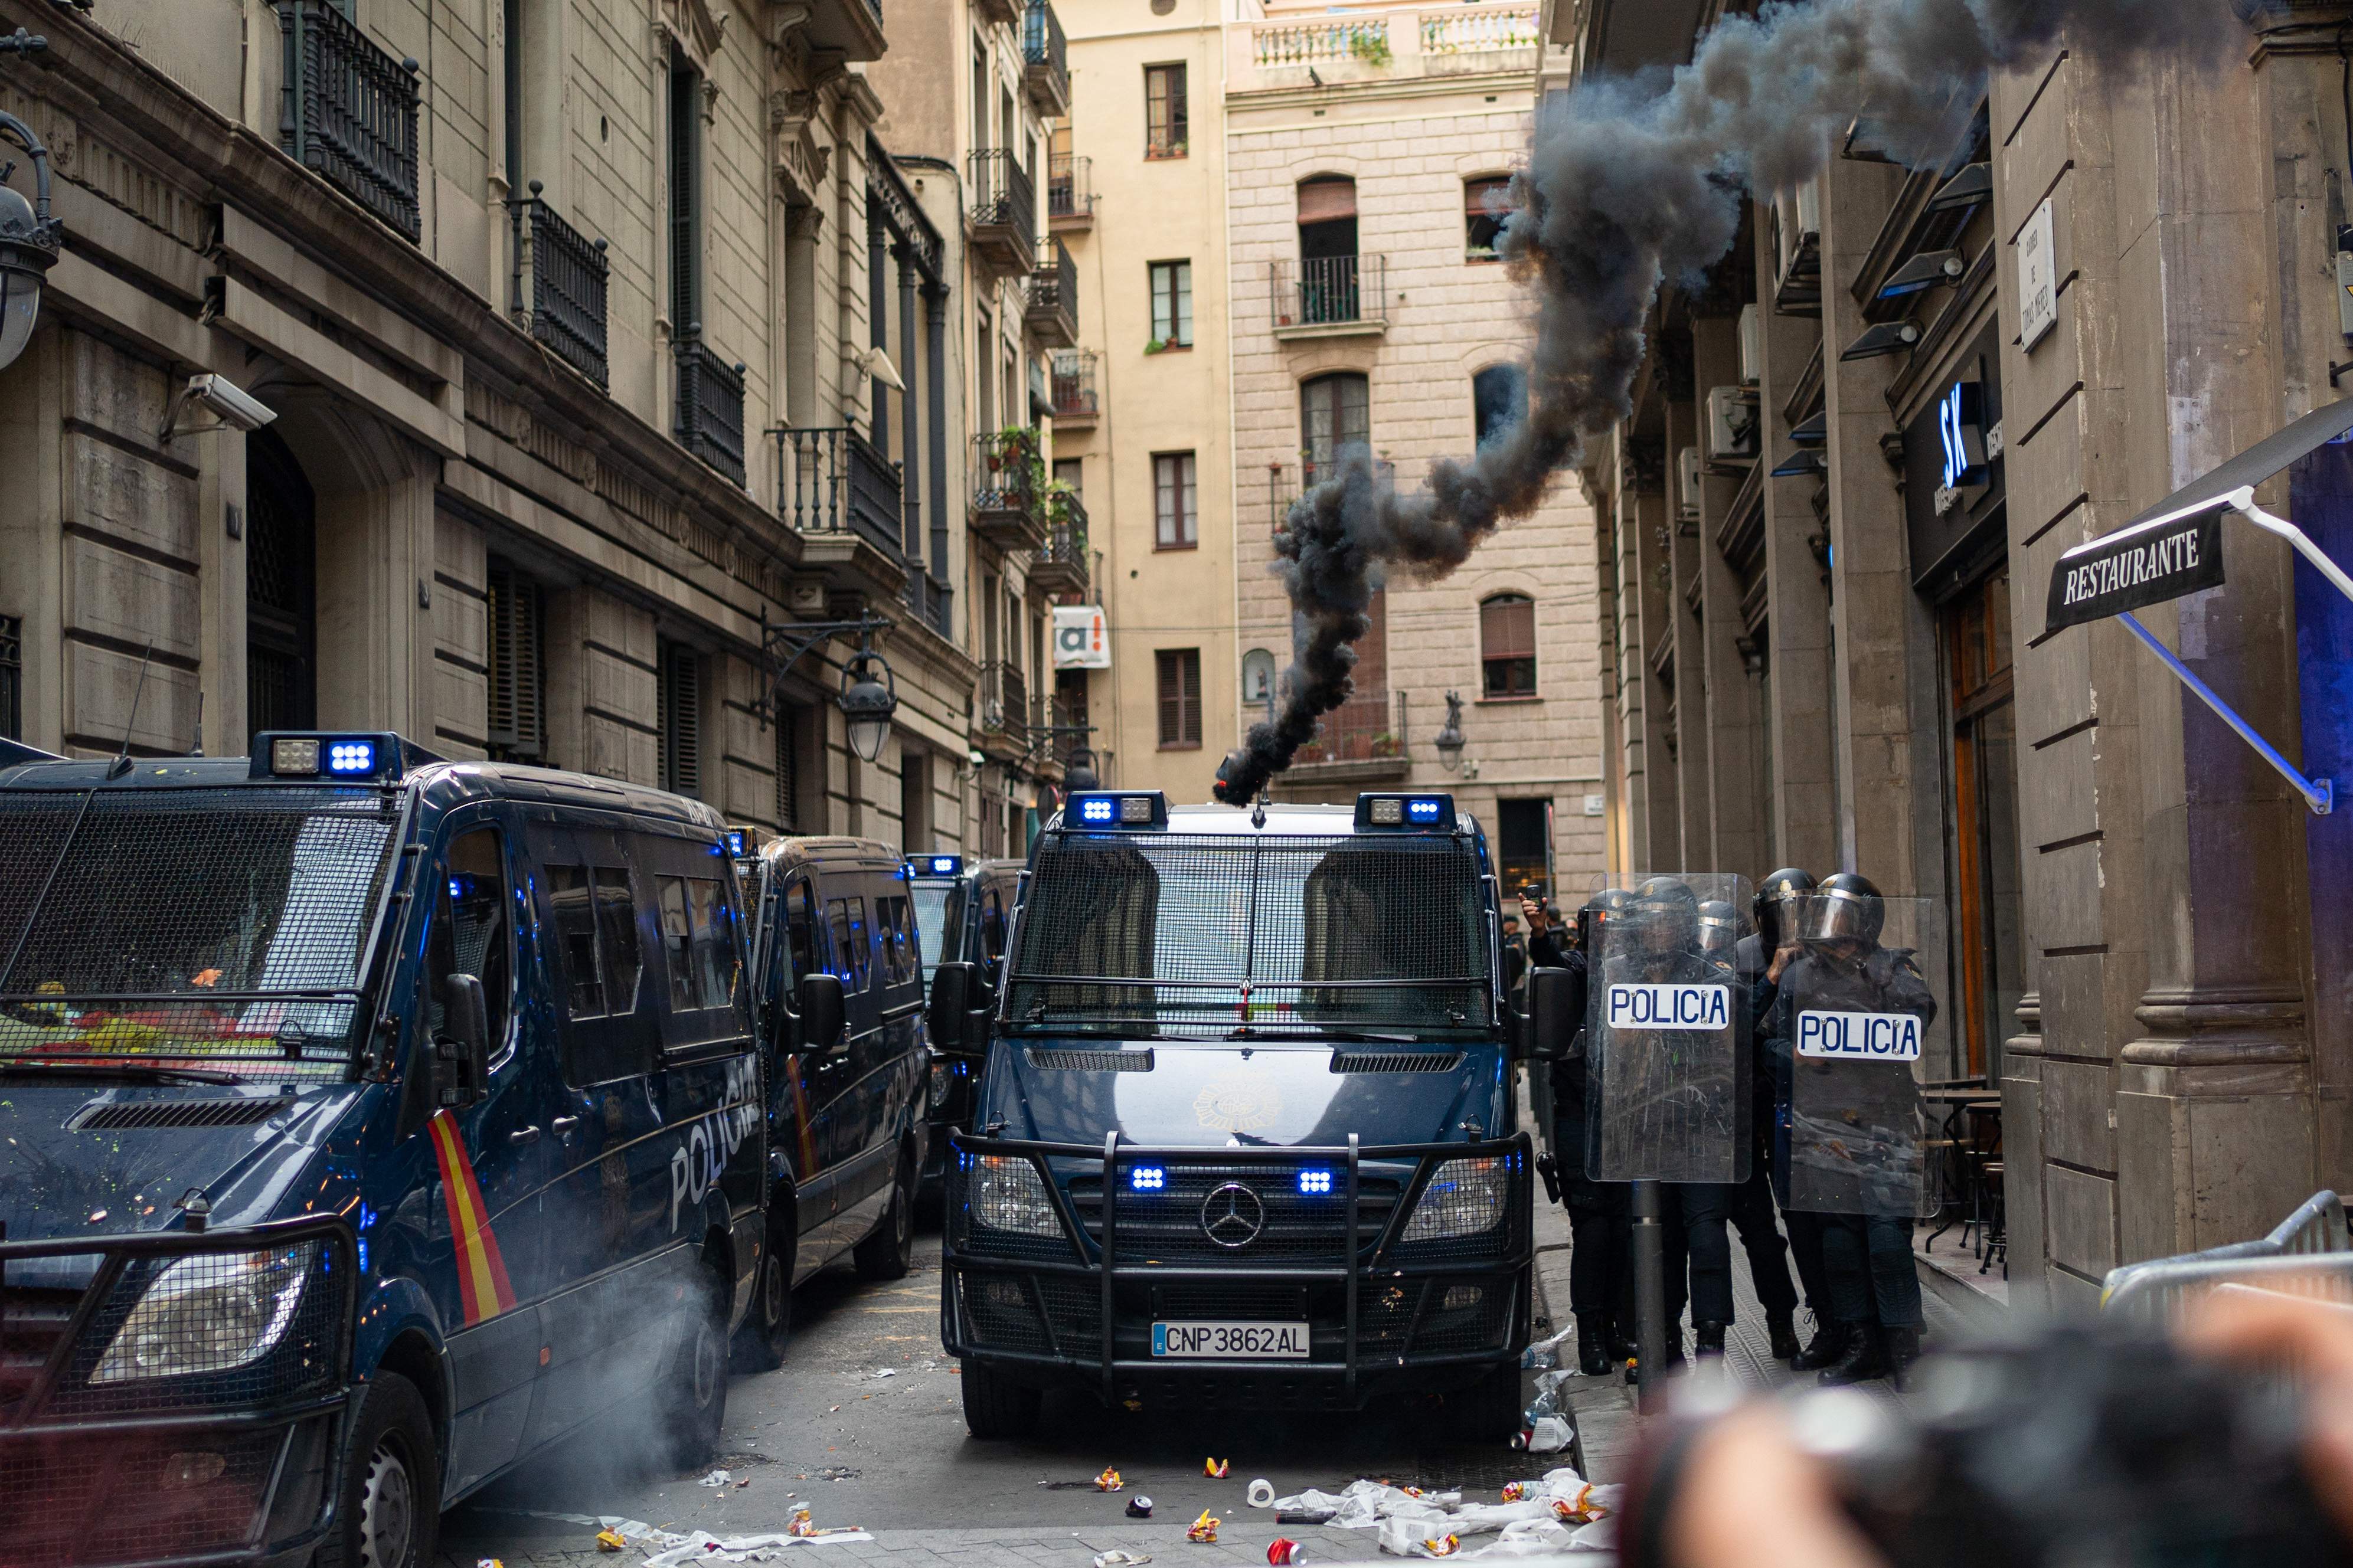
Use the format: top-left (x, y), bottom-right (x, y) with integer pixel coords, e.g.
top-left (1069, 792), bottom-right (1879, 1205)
top-left (246, 427), bottom-right (317, 749)
top-left (1943, 566), bottom-right (2022, 1078)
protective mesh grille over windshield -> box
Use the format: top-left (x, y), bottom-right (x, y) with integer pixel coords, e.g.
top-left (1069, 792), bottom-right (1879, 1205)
top-left (1006, 832), bottom-right (1488, 1034)
top-left (0, 788), bottom-right (399, 1076)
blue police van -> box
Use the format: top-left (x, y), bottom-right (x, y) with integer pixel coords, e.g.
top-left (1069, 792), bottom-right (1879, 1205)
top-left (905, 853), bottom-right (1022, 1203)
top-left (927, 791), bottom-right (1557, 1440)
top-left (0, 734), bottom-right (763, 1568)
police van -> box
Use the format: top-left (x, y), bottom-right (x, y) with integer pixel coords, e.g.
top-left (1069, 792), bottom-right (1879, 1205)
top-left (0, 734), bottom-right (763, 1568)
top-left (732, 836), bottom-right (930, 1366)
top-left (906, 852), bottom-right (1022, 1202)
top-left (927, 791), bottom-right (1558, 1438)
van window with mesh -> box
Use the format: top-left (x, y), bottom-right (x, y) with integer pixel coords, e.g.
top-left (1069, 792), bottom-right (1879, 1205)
top-left (548, 863), bottom-right (604, 1017)
top-left (0, 787), bottom-right (399, 1078)
top-left (1006, 832), bottom-right (1489, 1036)
top-left (427, 826), bottom-right (513, 1060)
top-left (911, 880), bottom-right (957, 974)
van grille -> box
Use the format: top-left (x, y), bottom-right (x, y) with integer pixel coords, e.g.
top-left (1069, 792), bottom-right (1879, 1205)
top-left (1330, 1051), bottom-right (1461, 1074)
top-left (1069, 1167), bottom-right (1401, 1263)
top-left (0, 1284), bottom-right (79, 1424)
top-left (1024, 1048), bottom-right (1155, 1071)
top-left (68, 1098), bottom-right (290, 1132)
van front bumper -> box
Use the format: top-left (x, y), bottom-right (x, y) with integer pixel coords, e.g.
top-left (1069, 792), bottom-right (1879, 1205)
top-left (0, 1216), bottom-right (357, 1568)
top-left (940, 1133), bottom-right (1533, 1409)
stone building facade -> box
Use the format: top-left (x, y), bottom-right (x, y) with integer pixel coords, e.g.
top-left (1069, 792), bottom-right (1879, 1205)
top-left (1544, 0), bottom-right (2353, 1305)
top-left (0, 0), bottom-right (984, 855)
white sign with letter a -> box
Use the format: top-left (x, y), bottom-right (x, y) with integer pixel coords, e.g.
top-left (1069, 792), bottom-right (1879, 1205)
top-left (1053, 605), bottom-right (1110, 669)
top-left (1796, 1010), bottom-right (1923, 1061)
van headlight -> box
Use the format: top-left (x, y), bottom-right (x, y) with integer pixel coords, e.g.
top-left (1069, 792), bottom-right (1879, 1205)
top-left (1403, 1158), bottom-right (1507, 1241)
top-left (91, 1246), bottom-right (312, 1383)
top-left (972, 1155), bottom-right (1061, 1237)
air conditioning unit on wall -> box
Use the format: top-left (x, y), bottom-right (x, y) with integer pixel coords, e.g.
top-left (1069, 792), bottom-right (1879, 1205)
top-left (1705, 386), bottom-right (1758, 463)
top-left (1678, 446), bottom-right (1704, 523)
top-left (1738, 305), bottom-right (1762, 387)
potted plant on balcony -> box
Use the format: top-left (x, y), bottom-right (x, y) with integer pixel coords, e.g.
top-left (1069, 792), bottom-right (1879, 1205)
top-left (1369, 731), bottom-right (1401, 758)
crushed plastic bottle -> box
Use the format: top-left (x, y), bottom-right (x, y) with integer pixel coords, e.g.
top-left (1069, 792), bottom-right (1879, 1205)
top-left (1519, 1323), bottom-right (1575, 1370)
top-left (1510, 1415), bottom-right (1574, 1454)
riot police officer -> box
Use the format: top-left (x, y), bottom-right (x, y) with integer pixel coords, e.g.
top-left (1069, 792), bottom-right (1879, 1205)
top-left (1700, 898), bottom-right (1802, 1364)
top-left (1749, 869), bottom-right (1837, 1366)
top-left (1764, 872), bottom-right (1936, 1384)
top-left (1532, 886), bottom-right (1633, 1376)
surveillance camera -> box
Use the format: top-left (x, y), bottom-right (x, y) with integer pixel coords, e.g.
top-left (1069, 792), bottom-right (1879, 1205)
top-left (185, 374), bottom-right (277, 433)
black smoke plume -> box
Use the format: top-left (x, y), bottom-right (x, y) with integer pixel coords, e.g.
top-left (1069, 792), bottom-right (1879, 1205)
top-left (1213, 0), bottom-right (2262, 805)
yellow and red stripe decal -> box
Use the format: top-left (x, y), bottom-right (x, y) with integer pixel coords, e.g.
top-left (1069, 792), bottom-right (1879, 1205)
top-left (428, 1109), bottom-right (517, 1324)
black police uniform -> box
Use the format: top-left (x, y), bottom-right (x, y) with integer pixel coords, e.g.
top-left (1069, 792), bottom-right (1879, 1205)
top-left (1537, 927), bottom-right (1634, 1355)
top-left (1721, 934), bottom-right (1803, 1328)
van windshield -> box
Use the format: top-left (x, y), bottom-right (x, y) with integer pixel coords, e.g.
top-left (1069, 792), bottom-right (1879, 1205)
top-left (0, 787), bottom-right (401, 1079)
top-left (1005, 832), bottom-right (1491, 1037)
top-left (911, 880), bottom-right (957, 976)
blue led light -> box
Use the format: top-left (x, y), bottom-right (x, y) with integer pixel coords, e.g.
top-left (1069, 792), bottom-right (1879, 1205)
top-left (356, 1238), bottom-right (369, 1275)
top-left (1079, 797), bottom-right (1116, 823)
top-left (1298, 1167), bottom-right (1335, 1195)
top-left (1406, 797), bottom-right (1443, 821)
top-left (727, 830), bottom-right (747, 856)
top-left (929, 855), bottom-right (960, 874)
top-left (1130, 1164), bottom-right (1167, 1191)
top-left (325, 739), bottom-right (377, 775)
top-left (448, 878), bottom-right (465, 899)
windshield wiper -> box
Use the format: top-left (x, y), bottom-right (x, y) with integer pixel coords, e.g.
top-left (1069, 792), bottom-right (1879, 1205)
top-left (0, 1060), bottom-right (247, 1086)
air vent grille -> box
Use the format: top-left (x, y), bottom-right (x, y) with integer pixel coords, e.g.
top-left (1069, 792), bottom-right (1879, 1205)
top-left (68, 1098), bottom-right (290, 1132)
top-left (1024, 1048), bottom-right (1155, 1072)
top-left (1330, 1051), bottom-right (1462, 1074)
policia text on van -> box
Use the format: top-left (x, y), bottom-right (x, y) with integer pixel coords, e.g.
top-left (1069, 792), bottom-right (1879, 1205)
top-left (0, 734), bottom-right (767, 1568)
top-left (928, 791), bottom-right (1569, 1439)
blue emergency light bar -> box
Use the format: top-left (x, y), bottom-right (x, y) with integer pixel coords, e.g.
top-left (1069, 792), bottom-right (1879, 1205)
top-left (1354, 792), bottom-right (1457, 831)
top-left (725, 829), bottom-right (751, 857)
top-left (1066, 791), bottom-right (1168, 830)
top-left (1130, 1164), bottom-right (1167, 1191)
top-left (1298, 1167), bottom-right (1335, 1195)
top-left (913, 853), bottom-right (965, 876)
top-left (251, 732), bottom-right (413, 783)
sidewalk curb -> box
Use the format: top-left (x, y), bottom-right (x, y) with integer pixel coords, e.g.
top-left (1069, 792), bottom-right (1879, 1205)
top-left (1917, 1248), bottom-right (2006, 1330)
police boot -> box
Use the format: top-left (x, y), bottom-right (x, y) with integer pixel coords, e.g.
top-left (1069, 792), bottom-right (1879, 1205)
top-left (1694, 1321), bottom-right (1727, 1358)
top-left (1884, 1324), bottom-right (1923, 1386)
top-left (1791, 1317), bottom-right (1850, 1371)
top-left (1766, 1309), bottom-right (1801, 1363)
top-left (1607, 1319), bottom-right (1639, 1364)
top-left (1575, 1314), bottom-right (1612, 1377)
top-left (1818, 1323), bottom-right (1891, 1386)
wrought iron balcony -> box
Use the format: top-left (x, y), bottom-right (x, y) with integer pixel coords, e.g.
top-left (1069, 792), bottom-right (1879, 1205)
top-left (805, 0), bottom-right (887, 63)
top-left (1270, 254), bottom-right (1390, 338)
top-left (1048, 152), bottom-right (1093, 228)
top-left (1267, 458), bottom-right (1395, 533)
top-left (1292, 689), bottom-right (1408, 778)
top-left (978, 660), bottom-right (1032, 759)
top-left (509, 183), bottom-right (610, 389)
top-left (1023, 0), bottom-right (1070, 113)
top-left (1025, 235), bottom-right (1079, 349)
top-left (1050, 350), bottom-right (1099, 424)
top-left (776, 426), bottom-right (906, 557)
top-left (972, 429), bottom-right (1049, 551)
top-left (675, 336), bottom-right (748, 487)
top-left (904, 572), bottom-right (955, 641)
top-left (1030, 496), bottom-right (1090, 600)
top-left (968, 149), bottom-right (1036, 277)
top-left (274, 1), bottom-right (422, 243)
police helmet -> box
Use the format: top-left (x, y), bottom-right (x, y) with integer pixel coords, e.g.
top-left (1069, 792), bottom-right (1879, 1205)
top-left (1630, 876), bottom-right (1700, 953)
top-left (1696, 899), bottom-right (1741, 960)
top-left (1580, 886), bottom-right (1636, 955)
top-left (1799, 872), bottom-right (1884, 947)
top-left (1753, 868), bottom-right (1818, 948)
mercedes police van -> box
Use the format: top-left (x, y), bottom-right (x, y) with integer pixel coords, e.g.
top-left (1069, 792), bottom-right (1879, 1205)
top-left (0, 734), bottom-right (762, 1568)
top-left (928, 791), bottom-right (1563, 1439)
top-left (906, 852), bottom-right (1023, 1202)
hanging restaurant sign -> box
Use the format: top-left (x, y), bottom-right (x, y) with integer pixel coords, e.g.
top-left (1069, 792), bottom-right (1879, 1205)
top-left (2043, 497), bottom-right (2230, 634)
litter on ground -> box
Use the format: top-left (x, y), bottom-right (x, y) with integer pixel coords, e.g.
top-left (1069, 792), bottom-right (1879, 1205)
top-left (1253, 1471), bottom-right (1620, 1557)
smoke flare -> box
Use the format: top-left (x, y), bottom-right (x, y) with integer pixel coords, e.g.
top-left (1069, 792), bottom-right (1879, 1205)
top-left (1213, 0), bottom-right (2258, 805)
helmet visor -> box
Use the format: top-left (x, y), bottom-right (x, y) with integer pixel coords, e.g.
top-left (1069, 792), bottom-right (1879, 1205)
top-left (1799, 887), bottom-right (1880, 945)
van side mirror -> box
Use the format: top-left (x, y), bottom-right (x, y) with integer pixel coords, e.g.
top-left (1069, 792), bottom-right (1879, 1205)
top-left (929, 961), bottom-right (977, 1057)
top-left (799, 972), bottom-right (846, 1054)
top-left (1525, 967), bottom-right (1579, 1062)
top-left (437, 974), bottom-right (491, 1104)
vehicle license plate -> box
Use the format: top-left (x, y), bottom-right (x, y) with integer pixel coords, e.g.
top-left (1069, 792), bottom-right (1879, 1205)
top-left (1151, 1320), bottom-right (1310, 1359)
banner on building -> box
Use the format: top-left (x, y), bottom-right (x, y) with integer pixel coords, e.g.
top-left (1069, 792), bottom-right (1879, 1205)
top-left (1053, 605), bottom-right (1110, 669)
top-left (2043, 499), bottom-right (2228, 635)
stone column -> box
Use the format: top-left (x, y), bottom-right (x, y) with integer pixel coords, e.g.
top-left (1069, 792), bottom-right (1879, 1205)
top-left (1691, 312), bottom-right (1765, 876)
top-left (898, 245), bottom-right (922, 561)
top-left (1662, 341), bottom-right (1713, 868)
top-left (1622, 438), bottom-right (1679, 870)
top-left (545, 585), bottom-right (659, 784)
top-left (194, 426), bottom-right (249, 756)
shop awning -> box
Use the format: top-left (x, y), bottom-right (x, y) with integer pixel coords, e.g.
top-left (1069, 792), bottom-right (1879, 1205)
top-left (2039, 395), bottom-right (2353, 816)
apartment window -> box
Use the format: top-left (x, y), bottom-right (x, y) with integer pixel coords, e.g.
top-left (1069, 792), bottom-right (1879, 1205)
top-left (1149, 260), bottom-right (1192, 348)
top-left (0, 613), bottom-right (18, 741)
top-left (668, 47), bottom-right (704, 333)
top-left (1145, 63), bottom-right (1188, 159)
top-left (1473, 364), bottom-right (1528, 448)
top-left (1480, 594), bottom-right (1537, 698)
top-left (972, 43), bottom-right (989, 150)
top-left (1155, 649), bottom-right (1202, 749)
top-left (1301, 371), bottom-right (1370, 489)
top-left (900, 749), bottom-right (931, 854)
top-left (485, 559), bottom-right (546, 761)
top-left (1153, 452), bottom-right (1198, 549)
top-left (774, 700), bottom-right (808, 832)
top-left (658, 639), bottom-right (702, 797)
top-left (1466, 176), bottom-right (1511, 260)
top-left (1053, 457), bottom-right (1084, 498)
top-left (976, 316), bottom-right (995, 431)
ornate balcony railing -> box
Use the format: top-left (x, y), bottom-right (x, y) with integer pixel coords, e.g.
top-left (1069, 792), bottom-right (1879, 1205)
top-left (1025, 235), bottom-right (1078, 347)
top-left (1251, 14), bottom-right (1389, 67)
top-left (904, 572), bottom-right (954, 641)
top-left (1032, 496), bottom-right (1090, 599)
top-left (1022, 0), bottom-right (1070, 110)
top-left (1293, 689), bottom-right (1408, 768)
top-left (1268, 458), bottom-right (1396, 531)
top-left (1419, 4), bottom-right (1538, 53)
top-left (509, 182), bottom-right (610, 389)
top-left (1271, 254), bottom-right (1388, 331)
top-left (675, 338), bottom-right (747, 487)
top-left (968, 149), bottom-right (1036, 274)
top-left (775, 426), bottom-right (905, 556)
top-left (973, 428), bottom-right (1042, 518)
top-left (275, 0), bottom-right (422, 242)
top-left (979, 660), bottom-right (1032, 751)
top-left (1048, 153), bottom-right (1093, 223)
top-left (1050, 351), bottom-right (1099, 421)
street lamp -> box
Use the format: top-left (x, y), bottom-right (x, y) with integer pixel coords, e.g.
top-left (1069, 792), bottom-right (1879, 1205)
top-left (0, 106), bottom-right (63, 374)
top-left (838, 646), bottom-right (897, 763)
top-left (1434, 690), bottom-right (1466, 772)
top-left (1063, 745), bottom-right (1100, 793)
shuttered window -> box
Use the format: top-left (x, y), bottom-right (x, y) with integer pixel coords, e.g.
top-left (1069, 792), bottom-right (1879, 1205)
top-left (485, 558), bottom-right (544, 760)
top-left (1480, 594), bottom-right (1537, 698)
top-left (659, 639), bottom-right (702, 798)
top-left (774, 701), bottom-right (805, 832)
top-left (668, 49), bottom-right (702, 334)
top-left (1154, 451), bottom-right (1197, 549)
top-left (1296, 177), bottom-right (1357, 224)
top-left (1156, 649), bottom-right (1201, 749)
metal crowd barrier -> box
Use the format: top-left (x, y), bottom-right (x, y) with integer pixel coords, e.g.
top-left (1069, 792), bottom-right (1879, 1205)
top-left (2100, 1190), bottom-right (2353, 1320)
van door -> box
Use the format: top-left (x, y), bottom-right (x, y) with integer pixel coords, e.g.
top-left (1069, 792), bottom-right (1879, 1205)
top-left (772, 869), bottom-right (842, 1274)
top-left (833, 873), bottom-right (922, 1246)
top-left (413, 813), bottom-right (554, 1498)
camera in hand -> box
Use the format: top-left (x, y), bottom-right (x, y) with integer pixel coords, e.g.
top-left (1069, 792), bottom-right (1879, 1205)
top-left (1793, 1324), bottom-right (2348, 1568)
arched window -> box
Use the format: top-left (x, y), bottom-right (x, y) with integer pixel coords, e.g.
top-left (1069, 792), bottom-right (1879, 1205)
top-left (1301, 372), bottom-right (1370, 489)
top-left (1473, 364), bottom-right (1527, 447)
top-left (1481, 593), bottom-right (1537, 698)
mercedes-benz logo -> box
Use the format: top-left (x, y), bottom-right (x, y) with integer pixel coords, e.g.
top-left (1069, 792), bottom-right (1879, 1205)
top-left (1200, 1181), bottom-right (1265, 1248)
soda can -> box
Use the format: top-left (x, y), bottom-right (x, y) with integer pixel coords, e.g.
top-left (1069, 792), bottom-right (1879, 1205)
top-left (1127, 1497), bottom-right (1154, 1518)
top-left (1267, 1538), bottom-right (1307, 1564)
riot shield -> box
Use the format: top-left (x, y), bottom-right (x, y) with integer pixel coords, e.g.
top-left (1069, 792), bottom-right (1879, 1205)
top-left (1582, 872), bottom-right (1753, 1184)
top-left (1774, 894), bottom-right (1944, 1218)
